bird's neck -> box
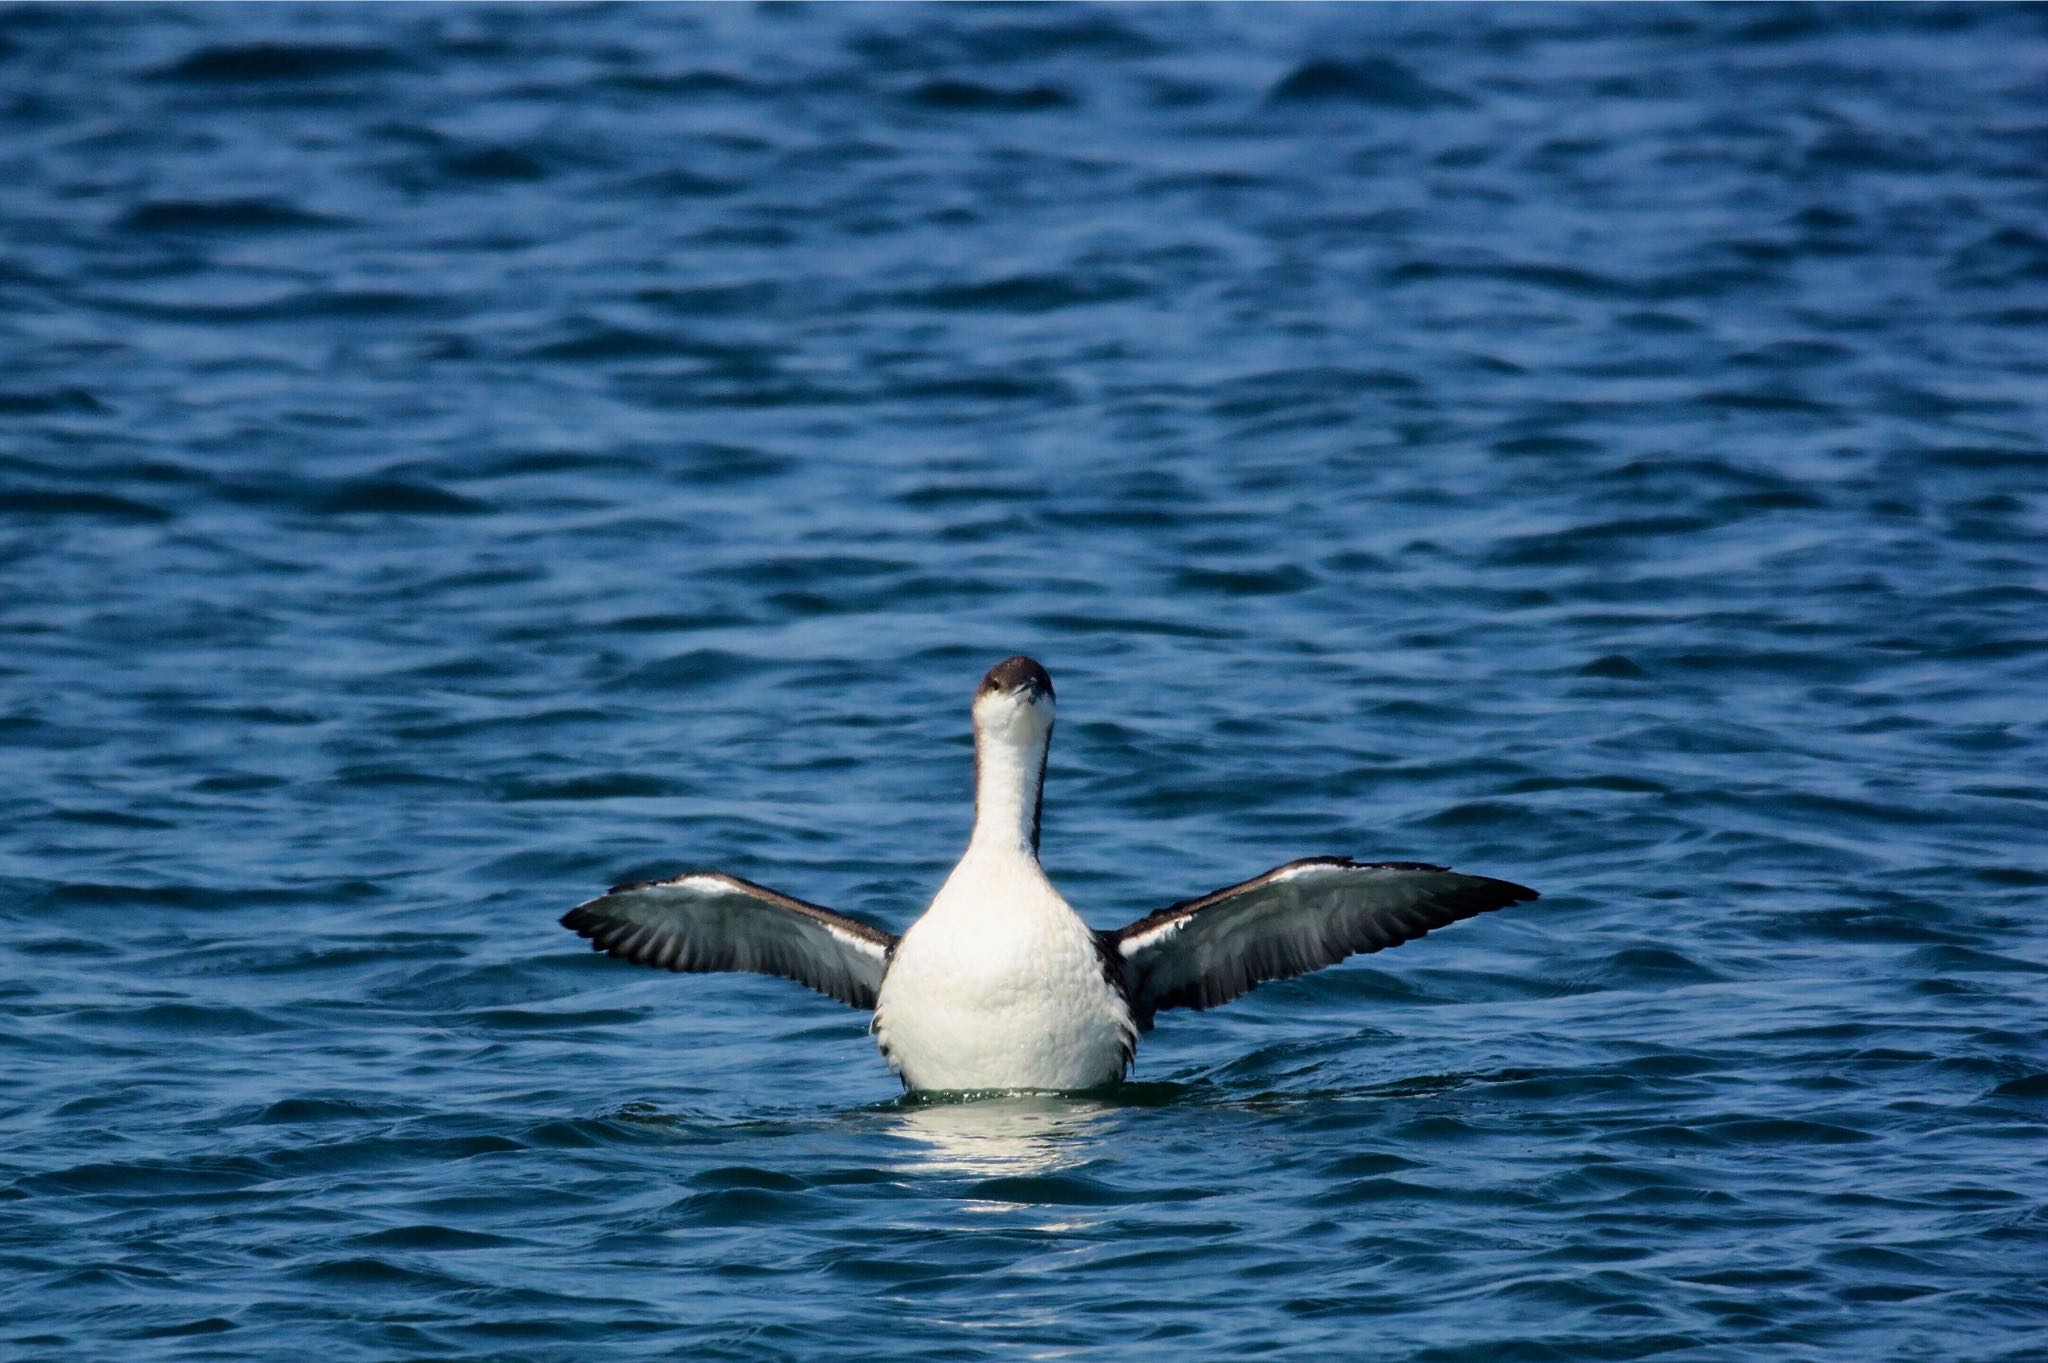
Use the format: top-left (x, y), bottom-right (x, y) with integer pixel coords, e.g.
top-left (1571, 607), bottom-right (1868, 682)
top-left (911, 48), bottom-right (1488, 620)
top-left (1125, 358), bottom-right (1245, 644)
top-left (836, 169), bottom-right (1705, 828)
top-left (970, 725), bottom-right (1048, 857)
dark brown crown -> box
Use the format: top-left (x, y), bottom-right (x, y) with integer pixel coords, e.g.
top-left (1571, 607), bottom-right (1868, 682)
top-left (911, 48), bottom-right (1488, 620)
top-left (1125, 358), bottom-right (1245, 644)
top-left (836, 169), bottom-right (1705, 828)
top-left (976, 655), bottom-right (1054, 702)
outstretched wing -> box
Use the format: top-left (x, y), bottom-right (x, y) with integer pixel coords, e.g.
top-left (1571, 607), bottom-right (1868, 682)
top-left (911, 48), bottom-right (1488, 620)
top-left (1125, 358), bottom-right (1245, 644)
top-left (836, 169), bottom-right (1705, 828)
top-left (1112, 857), bottom-right (1537, 1016)
top-left (561, 871), bottom-right (897, 1010)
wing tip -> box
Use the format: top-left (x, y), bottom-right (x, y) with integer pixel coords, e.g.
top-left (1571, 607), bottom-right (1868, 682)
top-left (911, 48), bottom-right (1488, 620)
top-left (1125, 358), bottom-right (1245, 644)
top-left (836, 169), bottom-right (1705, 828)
top-left (1433, 873), bottom-right (1540, 922)
top-left (559, 901), bottom-right (643, 965)
top-left (1359, 861), bottom-right (1540, 909)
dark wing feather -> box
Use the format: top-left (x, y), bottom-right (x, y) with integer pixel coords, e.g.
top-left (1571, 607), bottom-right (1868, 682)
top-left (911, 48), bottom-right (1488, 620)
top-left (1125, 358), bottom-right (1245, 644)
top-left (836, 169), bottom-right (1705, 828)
top-left (560, 871), bottom-right (896, 1010)
top-left (1113, 857), bottom-right (1536, 1015)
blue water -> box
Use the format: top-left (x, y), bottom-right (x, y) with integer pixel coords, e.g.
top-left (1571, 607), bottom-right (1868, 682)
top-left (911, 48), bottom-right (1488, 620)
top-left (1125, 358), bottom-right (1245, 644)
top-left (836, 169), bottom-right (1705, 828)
top-left (3, 3), bottom-right (2046, 1358)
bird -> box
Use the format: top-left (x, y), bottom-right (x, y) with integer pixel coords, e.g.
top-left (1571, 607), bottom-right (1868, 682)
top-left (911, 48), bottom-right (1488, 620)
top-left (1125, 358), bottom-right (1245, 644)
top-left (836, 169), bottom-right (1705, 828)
top-left (560, 656), bottom-right (1537, 1093)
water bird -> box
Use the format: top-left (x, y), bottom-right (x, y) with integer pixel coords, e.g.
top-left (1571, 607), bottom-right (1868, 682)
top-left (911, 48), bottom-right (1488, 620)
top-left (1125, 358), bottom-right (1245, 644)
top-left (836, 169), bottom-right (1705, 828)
top-left (561, 656), bottom-right (1537, 1093)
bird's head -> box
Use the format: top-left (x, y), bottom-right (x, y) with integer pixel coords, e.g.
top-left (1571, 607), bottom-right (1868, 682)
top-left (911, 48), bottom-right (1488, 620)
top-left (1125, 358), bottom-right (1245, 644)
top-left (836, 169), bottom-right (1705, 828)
top-left (972, 655), bottom-right (1055, 747)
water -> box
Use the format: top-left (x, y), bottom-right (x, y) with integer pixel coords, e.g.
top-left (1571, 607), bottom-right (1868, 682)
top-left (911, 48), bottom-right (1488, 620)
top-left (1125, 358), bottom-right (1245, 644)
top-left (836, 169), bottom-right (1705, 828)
top-left (2, 3), bottom-right (2045, 1358)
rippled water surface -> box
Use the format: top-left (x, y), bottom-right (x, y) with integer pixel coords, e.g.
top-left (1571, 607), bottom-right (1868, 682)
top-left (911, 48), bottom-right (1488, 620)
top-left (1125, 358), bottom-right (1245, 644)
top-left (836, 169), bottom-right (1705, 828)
top-left (4, 4), bottom-right (2046, 1359)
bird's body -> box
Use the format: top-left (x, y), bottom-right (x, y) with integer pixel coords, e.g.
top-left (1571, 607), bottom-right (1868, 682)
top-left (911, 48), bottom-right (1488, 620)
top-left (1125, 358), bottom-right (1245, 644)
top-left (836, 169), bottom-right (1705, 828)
top-left (876, 844), bottom-right (1136, 1091)
top-left (561, 656), bottom-right (1537, 1094)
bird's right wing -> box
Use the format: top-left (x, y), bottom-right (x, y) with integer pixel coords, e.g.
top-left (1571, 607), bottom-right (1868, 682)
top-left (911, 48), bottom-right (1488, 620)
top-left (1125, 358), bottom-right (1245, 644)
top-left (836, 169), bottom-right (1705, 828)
top-left (561, 871), bottom-right (896, 1010)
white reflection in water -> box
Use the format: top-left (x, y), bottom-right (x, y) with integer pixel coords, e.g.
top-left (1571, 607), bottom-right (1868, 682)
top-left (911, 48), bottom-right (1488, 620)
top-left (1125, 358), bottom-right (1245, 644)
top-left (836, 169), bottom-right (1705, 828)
top-left (891, 1094), bottom-right (1114, 1181)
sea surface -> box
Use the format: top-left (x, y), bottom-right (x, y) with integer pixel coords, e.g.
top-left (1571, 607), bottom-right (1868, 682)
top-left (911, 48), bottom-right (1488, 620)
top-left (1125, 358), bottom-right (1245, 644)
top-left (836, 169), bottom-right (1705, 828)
top-left (2, 4), bottom-right (2045, 1359)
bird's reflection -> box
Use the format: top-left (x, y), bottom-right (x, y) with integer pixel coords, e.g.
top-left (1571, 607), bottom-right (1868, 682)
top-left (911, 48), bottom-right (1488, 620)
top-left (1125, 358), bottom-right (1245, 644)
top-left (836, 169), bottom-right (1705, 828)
top-left (890, 1093), bottom-right (1113, 1179)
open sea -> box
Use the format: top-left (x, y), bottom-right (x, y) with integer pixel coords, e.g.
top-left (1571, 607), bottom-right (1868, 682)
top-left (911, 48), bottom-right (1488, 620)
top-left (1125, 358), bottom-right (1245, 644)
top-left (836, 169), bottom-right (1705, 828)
top-left (2, 4), bottom-right (2045, 1359)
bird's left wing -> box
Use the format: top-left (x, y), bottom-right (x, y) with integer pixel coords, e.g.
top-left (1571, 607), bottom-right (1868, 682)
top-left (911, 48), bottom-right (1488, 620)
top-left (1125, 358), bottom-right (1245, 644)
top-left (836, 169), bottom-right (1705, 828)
top-left (1112, 857), bottom-right (1537, 1016)
top-left (561, 871), bottom-right (896, 1010)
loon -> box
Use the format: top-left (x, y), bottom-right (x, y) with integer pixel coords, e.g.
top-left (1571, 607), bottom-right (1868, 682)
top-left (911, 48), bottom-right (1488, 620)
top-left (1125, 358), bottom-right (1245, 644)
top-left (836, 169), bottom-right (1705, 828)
top-left (560, 656), bottom-right (1537, 1093)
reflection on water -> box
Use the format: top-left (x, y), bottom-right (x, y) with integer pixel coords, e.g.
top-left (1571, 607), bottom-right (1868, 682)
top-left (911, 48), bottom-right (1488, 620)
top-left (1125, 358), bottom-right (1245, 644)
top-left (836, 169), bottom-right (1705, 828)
top-left (890, 1094), bottom-right (1115, 1180)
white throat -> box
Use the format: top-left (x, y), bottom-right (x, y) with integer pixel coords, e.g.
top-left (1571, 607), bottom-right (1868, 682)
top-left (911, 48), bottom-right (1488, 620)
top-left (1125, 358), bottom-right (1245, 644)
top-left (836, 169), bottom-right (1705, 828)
top-left (969, 695), bottom-right (1052, 856)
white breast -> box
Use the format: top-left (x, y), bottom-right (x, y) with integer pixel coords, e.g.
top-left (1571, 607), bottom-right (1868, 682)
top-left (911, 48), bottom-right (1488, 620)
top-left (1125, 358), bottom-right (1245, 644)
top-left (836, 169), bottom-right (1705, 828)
top-left (872, 847), bottom-right (1135, 1092)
